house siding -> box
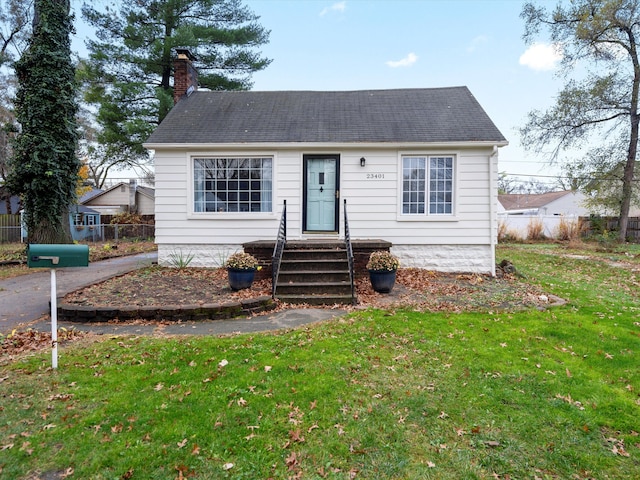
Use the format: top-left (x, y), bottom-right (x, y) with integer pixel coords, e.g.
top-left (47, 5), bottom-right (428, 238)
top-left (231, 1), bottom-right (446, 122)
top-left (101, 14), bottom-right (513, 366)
top-left (86, 184), bottom-right (131, 207)
top-left (136, 193), bottom-right (156, 216)
top-left (154, 146), bottom-right (497, 273)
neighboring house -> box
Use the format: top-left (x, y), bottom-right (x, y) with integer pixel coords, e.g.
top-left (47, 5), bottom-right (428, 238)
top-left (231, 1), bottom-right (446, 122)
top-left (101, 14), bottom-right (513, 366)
top-left (498, 190), bottom-right (594, 240)
top-left (69, 204), bottom-right (101, 242)
top-left (0, 187), bottom-right (21, 215)
top-left (81, 180), bottom-right (155, 216)
top-left (498, 190), bottom-right (591, 216)
top-left (0, 188), bottom-right (22, 242)
top-left (144, 51), bottom-right (508, 274)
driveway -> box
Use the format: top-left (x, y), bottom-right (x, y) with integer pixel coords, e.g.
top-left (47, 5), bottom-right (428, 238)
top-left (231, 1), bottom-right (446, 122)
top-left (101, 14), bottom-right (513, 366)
top-left (1, 252), bottom-right (347, 336)
top-left (0, 252), bottom-right (157, 332)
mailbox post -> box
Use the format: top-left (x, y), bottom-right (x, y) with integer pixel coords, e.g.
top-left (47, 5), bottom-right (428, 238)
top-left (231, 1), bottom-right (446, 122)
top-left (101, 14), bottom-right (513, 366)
top-left (27, 244), bottom-right (90, 369)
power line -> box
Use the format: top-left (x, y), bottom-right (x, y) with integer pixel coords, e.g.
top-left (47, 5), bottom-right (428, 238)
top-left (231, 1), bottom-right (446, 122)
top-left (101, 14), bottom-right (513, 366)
top-left (502, 172), bottom-right (638, 182)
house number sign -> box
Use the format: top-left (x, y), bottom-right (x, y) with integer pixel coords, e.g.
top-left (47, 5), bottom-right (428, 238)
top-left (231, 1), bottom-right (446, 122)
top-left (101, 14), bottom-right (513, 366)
top-left (366, 173), bottom-right (385, 179)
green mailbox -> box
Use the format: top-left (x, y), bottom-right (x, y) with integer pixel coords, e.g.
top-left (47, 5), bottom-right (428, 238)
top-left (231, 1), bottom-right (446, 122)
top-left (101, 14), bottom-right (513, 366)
top-left (27, 244), bottom-right (90, 268)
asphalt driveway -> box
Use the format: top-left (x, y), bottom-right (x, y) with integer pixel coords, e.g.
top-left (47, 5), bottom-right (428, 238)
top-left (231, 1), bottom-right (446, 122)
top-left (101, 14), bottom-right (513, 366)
top-left (0, 252), bottom-right (347, 336)
top-left (0, 252), bottom-right (157, 332)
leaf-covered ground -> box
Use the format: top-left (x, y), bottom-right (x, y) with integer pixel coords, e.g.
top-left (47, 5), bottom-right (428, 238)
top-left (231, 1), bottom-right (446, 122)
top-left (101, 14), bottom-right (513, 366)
top-left (4, 264), bottom-right (551, 361)
top-left (61, 265), bottom-right (552, 313)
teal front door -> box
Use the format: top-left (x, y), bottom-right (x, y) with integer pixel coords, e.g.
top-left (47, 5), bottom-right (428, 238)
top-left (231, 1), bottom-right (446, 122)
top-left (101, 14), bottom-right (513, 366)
top-left (304, 155), bottom-right (339, 232)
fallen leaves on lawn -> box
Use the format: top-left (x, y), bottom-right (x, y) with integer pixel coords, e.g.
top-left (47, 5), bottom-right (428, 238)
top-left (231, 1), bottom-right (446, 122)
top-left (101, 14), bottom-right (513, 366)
top-left (0, 328), bottom-right (86, 363)
top-left (555, 393), bottom-right (585, 410)
top-left (2, 265), bottom-right (556, 362)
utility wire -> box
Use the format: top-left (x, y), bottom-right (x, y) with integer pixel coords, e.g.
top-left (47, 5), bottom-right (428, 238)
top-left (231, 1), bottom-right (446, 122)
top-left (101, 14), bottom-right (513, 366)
top-left (502, 172), bottom-right (637, 182)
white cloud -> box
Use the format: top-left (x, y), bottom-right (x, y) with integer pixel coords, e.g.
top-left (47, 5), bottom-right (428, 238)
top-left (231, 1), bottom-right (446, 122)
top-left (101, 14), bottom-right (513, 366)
top-left (320, 1), bottom-right (346, 16)
top-left (519, 43), bottom-right (563, 71)
top-left (386, 52), bottom-right (418, 68)
top-left (467, 35), bottom-right (488, 53)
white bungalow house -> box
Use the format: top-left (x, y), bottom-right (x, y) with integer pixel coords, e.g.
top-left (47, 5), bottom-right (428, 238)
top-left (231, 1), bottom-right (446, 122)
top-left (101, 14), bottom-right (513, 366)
top-left (144, 51), bottom-right (507, 276)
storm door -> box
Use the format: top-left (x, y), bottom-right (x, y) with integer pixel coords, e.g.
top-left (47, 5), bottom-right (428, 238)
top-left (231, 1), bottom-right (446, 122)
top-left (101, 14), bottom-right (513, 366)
top-left (303, 155), bottom-right (339, 232)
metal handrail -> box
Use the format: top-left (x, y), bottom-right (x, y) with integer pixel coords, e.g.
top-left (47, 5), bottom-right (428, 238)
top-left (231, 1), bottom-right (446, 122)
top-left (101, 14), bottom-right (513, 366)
top-left (343, 199), bottom-right (356, 305)
top-left (271, 200), bottom-right (287, 299)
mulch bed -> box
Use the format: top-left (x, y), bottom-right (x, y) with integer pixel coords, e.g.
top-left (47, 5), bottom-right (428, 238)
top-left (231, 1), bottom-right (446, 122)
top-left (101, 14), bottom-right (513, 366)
top-left (62, 266), bottom-right (552, 313)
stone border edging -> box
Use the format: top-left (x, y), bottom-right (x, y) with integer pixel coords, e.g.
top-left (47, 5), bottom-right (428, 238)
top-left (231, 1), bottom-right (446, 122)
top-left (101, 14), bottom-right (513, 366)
top-left (57, 296), bottom-right (276, 323)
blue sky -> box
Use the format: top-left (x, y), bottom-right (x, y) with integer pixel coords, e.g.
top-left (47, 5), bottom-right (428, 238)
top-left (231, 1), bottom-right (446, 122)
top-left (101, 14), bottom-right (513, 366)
top-left (72, 0), bottom-right (568, 186)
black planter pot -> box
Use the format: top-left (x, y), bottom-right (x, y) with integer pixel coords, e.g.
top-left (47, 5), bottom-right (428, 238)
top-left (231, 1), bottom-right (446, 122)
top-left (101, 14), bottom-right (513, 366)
top-left (227, 268), bottom-right (256, 290)
top-left (368, 269), bottom-right (397, 293)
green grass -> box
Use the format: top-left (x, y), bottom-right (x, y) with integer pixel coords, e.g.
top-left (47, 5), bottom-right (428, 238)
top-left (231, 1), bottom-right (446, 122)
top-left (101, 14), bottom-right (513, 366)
top-left (1, 243), bottom-right (639, 479)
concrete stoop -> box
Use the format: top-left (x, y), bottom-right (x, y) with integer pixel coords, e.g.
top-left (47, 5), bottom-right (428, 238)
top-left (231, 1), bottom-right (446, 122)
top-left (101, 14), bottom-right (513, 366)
top-left (274, 244), bottom-right (354, 305)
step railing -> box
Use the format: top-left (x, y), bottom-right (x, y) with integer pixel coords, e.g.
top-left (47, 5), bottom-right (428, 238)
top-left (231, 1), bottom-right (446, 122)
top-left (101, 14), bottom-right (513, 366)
top-left (272, 200), bottom-right (287, 299)
top-left (343, 199), bottom-right (356, 305)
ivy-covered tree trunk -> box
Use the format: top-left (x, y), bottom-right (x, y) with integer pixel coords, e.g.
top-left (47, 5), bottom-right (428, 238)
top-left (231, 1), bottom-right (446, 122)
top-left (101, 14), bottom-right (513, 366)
top-left (7, 0), bottom-right (79, 243)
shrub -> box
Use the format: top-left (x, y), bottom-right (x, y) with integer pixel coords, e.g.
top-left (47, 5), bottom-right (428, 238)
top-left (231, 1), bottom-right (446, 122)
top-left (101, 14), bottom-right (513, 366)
top-left (526, 218), bottom-right (546, 241)
top-left (366, 251), bottom-right (400, 271)
top-left (225, 252), bottom-right (260, 270)
top-left (167, 250), bottom-right (195, 269)
top-left (498, 221), bottom-right (523, 243)
top-left (110, 212), bottom-right (144, 225)
top-left (556, 217), bottom-right (582, 241)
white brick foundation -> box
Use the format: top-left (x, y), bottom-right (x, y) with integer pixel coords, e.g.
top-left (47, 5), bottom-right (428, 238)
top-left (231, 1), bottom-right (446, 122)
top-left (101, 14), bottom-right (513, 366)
top-left (391, 244), bottom-right (494, 274)
top-left (160, 243), bottom-right (494, 275)
top-left (158, 244), bottom-right (244, 268)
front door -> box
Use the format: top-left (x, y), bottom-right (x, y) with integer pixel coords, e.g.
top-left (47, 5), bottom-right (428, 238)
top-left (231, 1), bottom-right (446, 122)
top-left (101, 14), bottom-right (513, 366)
top-left (304, 155), bottom-right (339, 232)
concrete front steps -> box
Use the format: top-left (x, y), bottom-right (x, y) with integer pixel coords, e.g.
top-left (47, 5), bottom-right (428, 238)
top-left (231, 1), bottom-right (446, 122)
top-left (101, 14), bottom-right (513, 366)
top-left (274, 243), bottom-right (355, 305)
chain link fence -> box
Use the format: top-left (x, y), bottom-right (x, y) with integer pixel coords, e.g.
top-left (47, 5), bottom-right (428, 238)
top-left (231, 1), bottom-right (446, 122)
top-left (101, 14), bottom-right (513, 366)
top-left (0, 222), bottom-right (155, 244)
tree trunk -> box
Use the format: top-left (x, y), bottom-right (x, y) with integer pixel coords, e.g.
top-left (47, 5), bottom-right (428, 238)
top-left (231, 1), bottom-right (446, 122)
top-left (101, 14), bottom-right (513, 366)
top-left (619, 27), bottom-right (640, 242)
top-left (28, 212), bottom-right (72, 244)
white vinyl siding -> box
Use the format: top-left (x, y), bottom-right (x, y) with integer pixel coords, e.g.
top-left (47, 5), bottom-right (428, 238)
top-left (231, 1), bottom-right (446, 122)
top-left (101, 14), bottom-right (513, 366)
top-left (153, 145), bottom-right (499, 273)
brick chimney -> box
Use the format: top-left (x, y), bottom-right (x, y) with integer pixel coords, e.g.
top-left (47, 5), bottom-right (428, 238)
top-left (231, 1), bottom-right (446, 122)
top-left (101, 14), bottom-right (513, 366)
top-left (173, 48), bottom-right (198, 104)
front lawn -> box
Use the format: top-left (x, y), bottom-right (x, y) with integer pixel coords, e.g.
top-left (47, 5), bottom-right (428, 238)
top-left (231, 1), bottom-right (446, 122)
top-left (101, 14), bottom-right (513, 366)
top-left (0, 243), bottom-right (638, 479)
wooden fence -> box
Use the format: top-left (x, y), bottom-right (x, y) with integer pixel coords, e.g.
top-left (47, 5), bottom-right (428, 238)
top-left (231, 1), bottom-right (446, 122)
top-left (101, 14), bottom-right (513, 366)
top-left (0, 214), bottom-right (21, 243)
top-left (579, 216), bottom-right (640, 242)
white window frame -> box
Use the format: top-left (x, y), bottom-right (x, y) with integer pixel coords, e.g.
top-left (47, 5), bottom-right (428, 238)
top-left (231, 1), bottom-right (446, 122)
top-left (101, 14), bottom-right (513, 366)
top-left (397, 153), bottom-right (457, 221)
top-left (188, 153), bottom-right (276, 219)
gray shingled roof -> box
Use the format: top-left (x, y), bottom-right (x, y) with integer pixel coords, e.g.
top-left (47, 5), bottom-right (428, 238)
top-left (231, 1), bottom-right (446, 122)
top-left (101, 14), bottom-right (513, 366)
top-left (498, 191), bottom-right (573, 211)
top-left (146, 87), bottom-right (507, 145)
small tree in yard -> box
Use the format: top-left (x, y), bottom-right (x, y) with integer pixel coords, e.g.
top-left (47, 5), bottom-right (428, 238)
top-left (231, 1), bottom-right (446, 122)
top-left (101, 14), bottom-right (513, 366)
top-left (7, 0), bottom-right (79, 243)
top-left (521, 0), bottom-right (640, 242)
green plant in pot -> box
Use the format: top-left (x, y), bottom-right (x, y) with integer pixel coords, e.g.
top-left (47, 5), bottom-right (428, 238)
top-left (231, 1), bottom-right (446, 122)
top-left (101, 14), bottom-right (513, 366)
top-left (367, 250), bottom-right (399, 293)
top-left (225, 252), bottom-right (260, 290)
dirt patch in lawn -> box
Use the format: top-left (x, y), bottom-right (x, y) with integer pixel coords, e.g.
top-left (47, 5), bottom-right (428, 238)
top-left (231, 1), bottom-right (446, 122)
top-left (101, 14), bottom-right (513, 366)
top-left (62, 265), bottom-right (556, 313)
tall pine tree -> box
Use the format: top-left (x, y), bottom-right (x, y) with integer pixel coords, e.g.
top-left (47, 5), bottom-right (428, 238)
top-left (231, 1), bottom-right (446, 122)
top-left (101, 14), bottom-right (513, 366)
top-left (7, 0), bottom-right (79, 243)
top-left (80, 0), bottom-right (271, 168)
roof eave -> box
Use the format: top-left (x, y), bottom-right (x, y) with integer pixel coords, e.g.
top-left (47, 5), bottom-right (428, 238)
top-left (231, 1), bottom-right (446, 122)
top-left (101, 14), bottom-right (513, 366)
top-left (143, 140), bottom-right (509, 150)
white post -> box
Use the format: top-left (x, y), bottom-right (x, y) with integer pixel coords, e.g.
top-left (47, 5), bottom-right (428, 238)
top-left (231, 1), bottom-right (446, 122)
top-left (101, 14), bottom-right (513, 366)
top-left (50, 268), bottom-right (58, 369)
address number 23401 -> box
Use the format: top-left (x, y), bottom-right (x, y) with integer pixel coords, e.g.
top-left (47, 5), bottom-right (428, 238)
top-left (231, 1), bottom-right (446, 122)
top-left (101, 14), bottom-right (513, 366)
top-left (366, 173), bottom-right (385, 179)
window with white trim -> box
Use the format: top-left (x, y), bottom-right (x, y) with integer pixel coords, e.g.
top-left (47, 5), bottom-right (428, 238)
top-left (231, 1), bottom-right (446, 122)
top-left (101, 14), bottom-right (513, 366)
top-left (402, 155), bottom-right (454, 215)
top-left (193, 157), bottom-right (273, 213)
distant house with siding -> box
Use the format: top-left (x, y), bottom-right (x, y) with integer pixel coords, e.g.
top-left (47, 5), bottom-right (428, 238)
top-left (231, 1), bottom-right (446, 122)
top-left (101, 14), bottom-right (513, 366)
top-left (144, 51), bottom-right (508, 275)
top-left (81, 180), bottom-right (155, 217)
top-left (498, 191), bottom-right (591, 216)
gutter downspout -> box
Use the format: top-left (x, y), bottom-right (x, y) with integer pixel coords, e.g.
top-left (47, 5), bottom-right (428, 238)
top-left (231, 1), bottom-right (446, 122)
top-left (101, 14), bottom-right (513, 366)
top-left (489, 145), bottom-right (498, 276)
